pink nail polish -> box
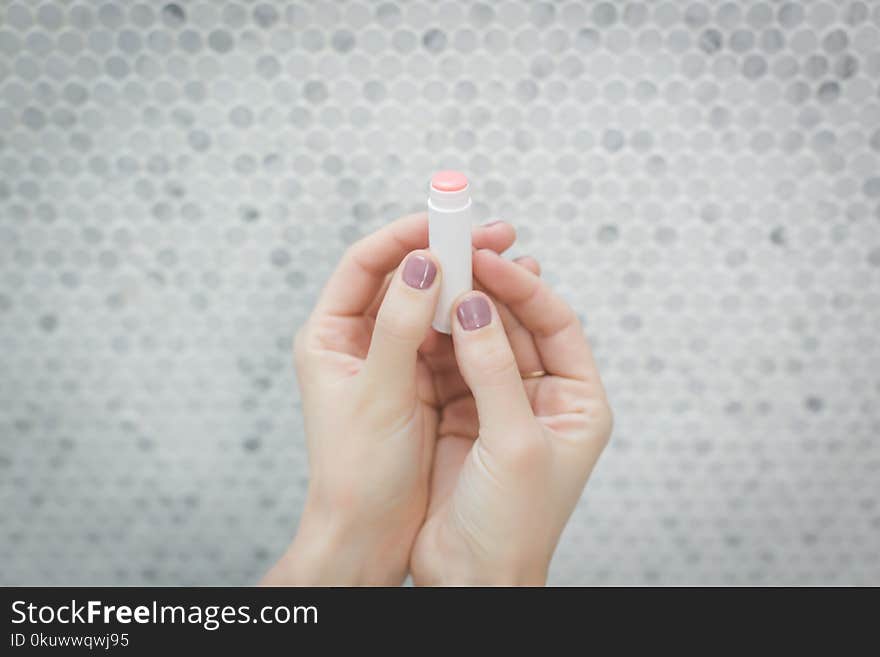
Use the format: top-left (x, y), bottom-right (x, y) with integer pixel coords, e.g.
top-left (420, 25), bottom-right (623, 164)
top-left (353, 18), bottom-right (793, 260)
top-left (402, 254), bottom-right (437, 290)
top-left (456, 295), bottom-right (491, 331)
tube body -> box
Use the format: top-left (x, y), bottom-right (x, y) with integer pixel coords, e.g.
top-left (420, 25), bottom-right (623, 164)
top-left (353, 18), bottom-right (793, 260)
top-left (428, 174), bottom-right (472, 333)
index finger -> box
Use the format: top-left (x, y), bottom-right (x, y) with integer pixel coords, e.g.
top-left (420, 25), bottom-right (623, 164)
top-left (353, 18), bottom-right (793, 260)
top-left (472, 248), bottom-right (605, 396)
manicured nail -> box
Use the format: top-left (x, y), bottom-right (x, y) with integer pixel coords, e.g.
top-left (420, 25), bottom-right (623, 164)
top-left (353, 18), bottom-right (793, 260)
top-left (402, 254), bottom-right (437, 289)
top-left (456, 295), bottom-right (492, 331)
top-left (482, 220), bottom-right (503, 227)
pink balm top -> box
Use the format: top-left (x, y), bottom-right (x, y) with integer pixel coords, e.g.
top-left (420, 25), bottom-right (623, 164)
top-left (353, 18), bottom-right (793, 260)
top-left (431, 170), bottom-right (468, 192)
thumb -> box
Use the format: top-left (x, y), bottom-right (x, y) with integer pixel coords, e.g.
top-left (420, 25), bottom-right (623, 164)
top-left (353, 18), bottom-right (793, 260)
top-left (361, 251), bottom-right (441, 397)
top-left (451, 292), bottom-right (535, 450)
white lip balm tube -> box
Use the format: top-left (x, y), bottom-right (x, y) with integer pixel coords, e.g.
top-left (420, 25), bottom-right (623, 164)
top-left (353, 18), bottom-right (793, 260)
top-left (428, 170), bottom-right (473, 334)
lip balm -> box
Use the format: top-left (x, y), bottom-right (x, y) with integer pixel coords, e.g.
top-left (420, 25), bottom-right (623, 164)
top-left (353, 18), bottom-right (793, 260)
top-left (428, 170), bottom-right (472, 333)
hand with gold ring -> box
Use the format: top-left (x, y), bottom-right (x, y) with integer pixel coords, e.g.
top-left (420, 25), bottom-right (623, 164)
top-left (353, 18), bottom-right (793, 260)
top-left (410, 249), bottom-right (613, 586)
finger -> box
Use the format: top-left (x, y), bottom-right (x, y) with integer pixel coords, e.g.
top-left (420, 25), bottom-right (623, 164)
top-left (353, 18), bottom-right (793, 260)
top-left (361, 220), bottom-right (518, 320)
top-left (361, 250), bottom-right (441, 393)
top-left (472, 278), bottom-right (543, 377)
top-left (473, 220), bottom-right (517, 254)
top-left (514, 255), bottom-right (541, 276)
top-left (317, 213), bottom-right (430, 317)
top-left (494, 300), bottom-right (544, 375)
top-left (426, 252), bottom-right (545, 407)
top-left (450, 292), bottom-right (535, 441)
top-left (473, 249), bottom-right (603, 392)
top-left (474, 252), bottom-right (544, 375)
top-left (364, 271), bottom-right (394, 319)
top-left (503, 255), bottom-right (544, 374)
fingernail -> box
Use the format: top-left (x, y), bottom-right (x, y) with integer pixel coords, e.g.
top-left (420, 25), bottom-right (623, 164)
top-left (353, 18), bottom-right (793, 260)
top-left (482, 219), bottom-right (503, 227)
top-left (456, 295), bottom-right (492, 331)
top-left (402, 254), bottom-right (437, 290)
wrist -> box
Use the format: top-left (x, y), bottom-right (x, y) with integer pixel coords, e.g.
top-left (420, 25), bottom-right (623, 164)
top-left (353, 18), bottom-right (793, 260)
top-left (412, 522), bottom-right (549, 587)
top-left (415, 559), bottom-right (548, 587)
top-left (261, 503), bottom-right (406, 586)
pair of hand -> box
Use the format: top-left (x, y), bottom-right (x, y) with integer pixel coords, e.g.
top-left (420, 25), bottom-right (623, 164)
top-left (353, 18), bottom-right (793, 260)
top-left (261, 214), bottom-right (612, 585)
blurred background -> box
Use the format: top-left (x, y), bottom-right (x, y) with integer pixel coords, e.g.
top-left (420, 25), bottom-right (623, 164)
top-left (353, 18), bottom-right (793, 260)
top-left (1, 0), bottom-right (879, 585)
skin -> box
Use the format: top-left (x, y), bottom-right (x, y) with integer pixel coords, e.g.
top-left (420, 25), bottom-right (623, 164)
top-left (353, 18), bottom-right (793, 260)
top-left (262, 213), bottom-right (613, 586)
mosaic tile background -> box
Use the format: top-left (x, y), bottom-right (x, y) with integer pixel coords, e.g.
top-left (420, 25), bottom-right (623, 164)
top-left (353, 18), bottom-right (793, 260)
top-left (1, 0), bottom-right (879, 586)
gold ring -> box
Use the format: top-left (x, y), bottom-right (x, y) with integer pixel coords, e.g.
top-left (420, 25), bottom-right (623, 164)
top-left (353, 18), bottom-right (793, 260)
top-left (521, 370), bottom-right (546, 379)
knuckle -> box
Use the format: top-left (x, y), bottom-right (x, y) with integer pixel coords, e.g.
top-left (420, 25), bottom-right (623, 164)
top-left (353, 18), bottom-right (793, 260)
top-left (344, 238), bottom-right (369, 265)
top-left (374, 306), bottom-right (423, 344)
top-left (470, 339), bottom-right (518, 383)
top-left (558, 307), bottom-right (582, 337)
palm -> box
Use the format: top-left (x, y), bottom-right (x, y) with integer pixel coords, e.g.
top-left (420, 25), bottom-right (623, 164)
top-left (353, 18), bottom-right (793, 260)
top-left (310, 311), bottom-right (440, 441)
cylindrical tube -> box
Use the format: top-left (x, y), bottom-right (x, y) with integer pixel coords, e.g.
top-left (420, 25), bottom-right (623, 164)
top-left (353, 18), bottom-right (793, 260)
top-left (428, 171), bottom-right (472, 333)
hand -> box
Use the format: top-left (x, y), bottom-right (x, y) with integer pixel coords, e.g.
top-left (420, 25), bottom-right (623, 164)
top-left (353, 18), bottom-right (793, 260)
top-left (410, 249), bottom-right (613, 585)
top-left (262, 214), bottom-right (520, 585)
